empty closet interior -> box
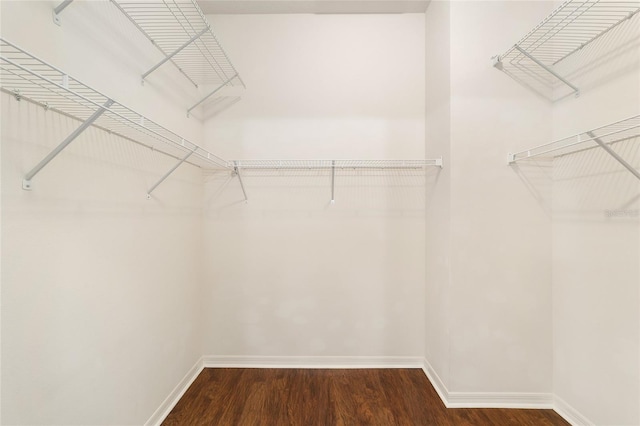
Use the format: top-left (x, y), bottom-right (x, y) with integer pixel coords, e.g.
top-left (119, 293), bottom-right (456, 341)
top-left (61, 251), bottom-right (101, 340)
top-left (1, 0), bottom-right (638, 425)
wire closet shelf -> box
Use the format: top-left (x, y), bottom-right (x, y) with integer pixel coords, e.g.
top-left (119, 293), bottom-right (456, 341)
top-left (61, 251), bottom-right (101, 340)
top-left (508, 114), bottom-right (640, 179)
top-left (0, 38), bottom-right (229, 193)
top-left (54, 0), bottom-right (245, 114)
top-left (229, 159), bottom-right (443, 169)
top-left (494, 0), bottom-right (640, 99)
top-left (228, 158), bottom-right (443, 203)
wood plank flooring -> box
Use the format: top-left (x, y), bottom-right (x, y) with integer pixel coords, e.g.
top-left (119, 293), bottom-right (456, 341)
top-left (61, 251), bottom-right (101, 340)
top-left (162, 368), bottom-right (569, 425)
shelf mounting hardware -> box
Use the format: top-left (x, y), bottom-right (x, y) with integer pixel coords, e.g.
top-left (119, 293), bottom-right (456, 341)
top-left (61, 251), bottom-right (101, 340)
top-left (53, 0), bottom-right (74, 26)
top-left (233, 161), bottom-right (248, 202)
top-left (141, 26), bottom-right (209, 85)
top-left (146, 147), bottom-right (198, 199)
top-left (587, 131), bottom-right (640, 181)
top-left (22, 99), bottom-right (114, 190)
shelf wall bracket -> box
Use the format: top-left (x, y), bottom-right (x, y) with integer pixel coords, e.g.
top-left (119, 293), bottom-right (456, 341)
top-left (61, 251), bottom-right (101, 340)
top-left (146, 147), bottom-right (197, 198)
top-left (330, 160), bottom-right (335, 204)
top-left (513, 45), bottom-right (580, 97)
top-left (141, 26), bottom-right (209, 84)
top-left (53, 0), bottom-right (74, 26)
top-left (233, 161), bottom-right (248, 202)
top-left (587, 131), bottom-right (640, 181)
top-left (22, 98), bottom-right (114, 190)
top-left (187, 73), bottom-right (238, 117)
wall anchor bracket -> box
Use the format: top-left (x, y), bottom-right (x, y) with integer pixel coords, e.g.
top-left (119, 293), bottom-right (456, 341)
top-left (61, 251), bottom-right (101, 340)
top-left (52, 0), bottom-right (74, 26)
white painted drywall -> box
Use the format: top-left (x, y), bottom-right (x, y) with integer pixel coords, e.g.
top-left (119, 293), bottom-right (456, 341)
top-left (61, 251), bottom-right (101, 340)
top-left (551, 12), bottom-right (640, 425)
top-left (424, 0), bottom-right (452, 389)
top-left (425, 0), bottom-right (554, 394)
top-left (1, 1), bottom-right (206, 424)
top-left (200, 14), bottom-right (427, 357)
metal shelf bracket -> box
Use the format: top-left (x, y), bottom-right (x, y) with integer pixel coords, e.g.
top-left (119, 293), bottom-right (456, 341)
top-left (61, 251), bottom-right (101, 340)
top-left (22, 98), bottom-right (114, 190)
top-left (513, 45), bottom-right (580, 97)
top-left (233, 161), bottom-right (248, 202)
top-left (53, 0), bottom-right (74, 26)
top-left (146, 147), bottom-right (197, 198)
top-left (330, 160), bottom-right (335, 203)
top-left (141, 26), bottom-right (209, 84)
top-left (587, 131), bottom-right (640, 181)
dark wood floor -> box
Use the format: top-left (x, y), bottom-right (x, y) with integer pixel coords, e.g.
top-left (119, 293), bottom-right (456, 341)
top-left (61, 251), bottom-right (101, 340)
top-left (162, 368), bottom-right (569, 425)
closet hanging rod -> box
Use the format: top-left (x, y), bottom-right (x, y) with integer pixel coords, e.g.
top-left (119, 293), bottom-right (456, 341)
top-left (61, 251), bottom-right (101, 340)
top-left (0, 38), bottom-right (229, 193)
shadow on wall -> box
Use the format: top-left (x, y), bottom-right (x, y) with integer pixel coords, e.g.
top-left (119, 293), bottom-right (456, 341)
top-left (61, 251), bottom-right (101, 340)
top-left (510, 159), bottom-right (554, 218)
top-left (553, 138), bottom-right (640, 223)
top-left (511, 137), bottom-right (640, 223)
top-left (557, 14), bottom-right (640, 97)
top-left (202, 96), bottom-right (242, 121)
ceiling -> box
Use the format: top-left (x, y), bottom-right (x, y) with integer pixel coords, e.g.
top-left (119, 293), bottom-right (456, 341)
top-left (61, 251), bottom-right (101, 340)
top-left (197, 1), bottom-right (431, 14)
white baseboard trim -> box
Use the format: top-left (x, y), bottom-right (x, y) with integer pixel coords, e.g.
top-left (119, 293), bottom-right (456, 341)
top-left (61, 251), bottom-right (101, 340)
top-left (422, 358), bottom-right (450, 407)
top-left (202, 355), bottom-right (424, 369)
top-left (446, 392), bottom-right (554, 409)
top-left (553, 396), bottom-right (594, 426)
top-left (422, 358), bottom-right (553, 409)
top-left (144, 357), bottom-right (205, 426)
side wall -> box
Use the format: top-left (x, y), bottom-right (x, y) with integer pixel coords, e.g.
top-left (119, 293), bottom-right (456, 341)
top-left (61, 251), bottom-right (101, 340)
top-left (200, 14), bottom-right (427, 359)
top-left (551, 12), bottom-right (640, 425)
top-left (425, 0), bottom-right (554, 397)
top-left (1, 2), bottom-right (205, 424)
top-left (424, 0), bottom-right (452, 389)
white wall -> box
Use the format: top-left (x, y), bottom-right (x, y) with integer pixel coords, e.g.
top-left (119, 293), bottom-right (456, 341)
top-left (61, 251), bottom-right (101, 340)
top-left (424, 0), bottom-right (452, 389)
top-left (1, 1), bottom-right (206, 424)
top-left (425, 0), bottom-right (554, 395)
top-left (551, 12), bottom-right (640, 425)
top-left (200, 14), bottom-right (427, 358)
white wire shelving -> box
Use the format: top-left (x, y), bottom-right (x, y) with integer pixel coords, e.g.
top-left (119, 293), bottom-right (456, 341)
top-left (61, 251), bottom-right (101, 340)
top-left (494, 0), bottom-right (640, 100)
top-left (229, 159), bottom-right (442, 169)
top-left (229, 158), bottom-right (443, 203)
top-left (0, 38), bottom-right (229, 196)
top-left (508, 115), bottom-right (640, 180)
top-left (53, 0), bottom-right (244, 115)
top-left (0, 38), bottom-right (442, 202)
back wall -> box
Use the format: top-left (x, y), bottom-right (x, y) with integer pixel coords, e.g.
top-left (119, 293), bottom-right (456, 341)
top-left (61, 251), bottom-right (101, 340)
top-left (201, 13), bottom-right (427, 358)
